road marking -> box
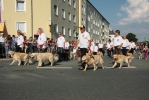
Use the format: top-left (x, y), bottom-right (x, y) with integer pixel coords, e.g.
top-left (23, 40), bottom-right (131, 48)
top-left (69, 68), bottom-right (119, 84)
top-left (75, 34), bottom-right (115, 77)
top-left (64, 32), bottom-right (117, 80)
top-left (37, 67), bottom-right (72, 69)
top-left (105, 66), bottom-right (137, 69)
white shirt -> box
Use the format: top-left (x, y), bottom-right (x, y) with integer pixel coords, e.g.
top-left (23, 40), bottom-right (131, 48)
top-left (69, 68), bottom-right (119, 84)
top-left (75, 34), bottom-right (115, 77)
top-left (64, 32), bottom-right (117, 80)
top-left (122, 39), bottom-right (129, 47)
top-left (130, 42), bottom-right (136, 49)
top-left (90, 45), bottom-right (98, 52)
top-left (113, 36), bottom-right (123, 46)
top-left (17, 35), bottom-right (24, 47)
top-left (57, 36), bottom-right (65, 47)
top-left (107, 43), bottom-right (111, 49)
top-left (98, 43), bottom-right (103, 48)
top-left (91, 41), bottom-right (95, 47)
top-left (78, 31), bottom-right (90, 48)
top-left (64, 42), bottom-right (69, 49)
top-left (0, 36), bottom-right (5, 43)
top-left (37, 33), bottom-right (47, 45)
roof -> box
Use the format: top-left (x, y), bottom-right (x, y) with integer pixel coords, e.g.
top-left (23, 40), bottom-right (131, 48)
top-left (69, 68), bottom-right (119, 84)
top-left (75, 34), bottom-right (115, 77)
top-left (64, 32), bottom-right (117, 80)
top-left (109, 30), bottom-right (115, 35)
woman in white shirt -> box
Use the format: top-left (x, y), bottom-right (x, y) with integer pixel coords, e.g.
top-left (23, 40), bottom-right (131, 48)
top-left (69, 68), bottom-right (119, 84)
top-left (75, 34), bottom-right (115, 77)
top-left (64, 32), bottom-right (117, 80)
top-left (129, 40), bottom-right (136, 54)
top-left (64, 39), bottom-right (70, 61)
top-left (121, 35), bottom-right (130, 55)
top-left (98, 41), bottom-right (104, 55)
top-left (16, 30), bottom-right (24, 52)
top-left (90, 43), bottom-right (98, 55)
top-left (106, 39), bottom-right (113, 57)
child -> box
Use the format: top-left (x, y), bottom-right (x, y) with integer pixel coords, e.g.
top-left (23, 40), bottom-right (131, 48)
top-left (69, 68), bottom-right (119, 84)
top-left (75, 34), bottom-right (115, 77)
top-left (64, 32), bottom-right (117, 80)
top-left (143, 46), bottom-right (149, 60)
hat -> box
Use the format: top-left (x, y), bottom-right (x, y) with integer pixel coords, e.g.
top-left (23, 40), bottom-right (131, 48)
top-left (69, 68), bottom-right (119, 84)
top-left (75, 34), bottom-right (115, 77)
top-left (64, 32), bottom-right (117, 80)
top-left (79, 25), bottom-right (85, 29)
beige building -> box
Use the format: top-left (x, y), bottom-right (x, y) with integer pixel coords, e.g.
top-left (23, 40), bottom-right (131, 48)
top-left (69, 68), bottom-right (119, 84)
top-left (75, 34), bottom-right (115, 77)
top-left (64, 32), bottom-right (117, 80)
top-left (1, 0), bottom-right (51, 38)
top-left (0, 0), bottom-right (109, 43)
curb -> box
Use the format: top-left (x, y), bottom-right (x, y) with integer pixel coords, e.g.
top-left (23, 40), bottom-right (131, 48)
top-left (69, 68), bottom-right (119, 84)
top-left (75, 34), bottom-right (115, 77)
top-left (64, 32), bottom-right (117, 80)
top-left (0, 58), bottom-right (12, 61)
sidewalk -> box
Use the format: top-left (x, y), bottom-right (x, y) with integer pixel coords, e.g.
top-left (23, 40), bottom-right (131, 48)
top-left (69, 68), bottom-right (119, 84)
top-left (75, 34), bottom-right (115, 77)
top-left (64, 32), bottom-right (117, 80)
top-left (0, 58), bottom-right (12, 61)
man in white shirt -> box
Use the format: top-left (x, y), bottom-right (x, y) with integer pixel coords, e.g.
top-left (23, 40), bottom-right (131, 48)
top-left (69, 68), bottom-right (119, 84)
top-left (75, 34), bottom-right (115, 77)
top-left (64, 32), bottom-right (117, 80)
top-left (129, 40), bottom-right (136, 54)
top-left (112, 30), bottom-right (123, 54)
top-left (57, 32), bottom-right (65, 61)
top-left (75, 25), bottom-right (91, 70)
top-left (16, 30), bottom-right (24, 52)
top-left (37, 28), bottom-right (47, 52)
top-left (121, 35), bottom-right (130, 55)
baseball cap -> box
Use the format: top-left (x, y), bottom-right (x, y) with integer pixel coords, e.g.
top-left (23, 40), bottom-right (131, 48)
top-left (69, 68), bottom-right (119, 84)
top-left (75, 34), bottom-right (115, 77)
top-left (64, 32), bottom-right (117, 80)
top-left (79, 25), bottom-right (85, 29)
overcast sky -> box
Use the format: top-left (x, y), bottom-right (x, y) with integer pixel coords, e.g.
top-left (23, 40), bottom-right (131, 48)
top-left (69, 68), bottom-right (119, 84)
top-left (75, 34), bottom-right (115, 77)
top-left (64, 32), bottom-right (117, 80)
top-left (90, 0), bottom-right (149, 42)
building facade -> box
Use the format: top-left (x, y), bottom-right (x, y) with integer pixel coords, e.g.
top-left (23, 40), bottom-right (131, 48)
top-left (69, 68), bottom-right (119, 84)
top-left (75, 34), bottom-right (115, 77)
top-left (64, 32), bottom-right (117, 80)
top-left (0, 0), bottom-right (109, 43)
top-left (85, 0), bottom-right (110, 44)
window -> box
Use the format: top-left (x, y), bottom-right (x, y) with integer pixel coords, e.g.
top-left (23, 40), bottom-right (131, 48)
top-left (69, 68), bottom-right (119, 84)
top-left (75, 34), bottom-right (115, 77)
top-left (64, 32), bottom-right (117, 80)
top-left (73, 15), bottom-right (76, 23)
top-left (88, 6), bottom-right (90, 11)
top-left (54, 24), bottom-right (58, 33)
top-left (82, 5), bottom-right (85, 15)
top-left (82, 18), bottom-right (84, 25)
top-left (16, 0), bottom-right (26, 11)
top-left (68, 28), bottom-right (71, 36)
top-left (54, 5), bottom-right (58, 15)
top-left (68, 0), bottom-right (71, 5)
top-left (88, 27), bottom-right (90, 32)
top-left (68, 12), bottom-right (71, 21)
top-left (73, 0), bottom-right (76, 8)
top-left (62, 26), bottom-right (65, 35)
top-left (62, 9), bottom-right (65, 18)
top-left (16, 22), bottom-right (26, 33)
top-left (73, 30), bottom-right (76, 37)
top-left (88, 15), bottom-right (90, 22)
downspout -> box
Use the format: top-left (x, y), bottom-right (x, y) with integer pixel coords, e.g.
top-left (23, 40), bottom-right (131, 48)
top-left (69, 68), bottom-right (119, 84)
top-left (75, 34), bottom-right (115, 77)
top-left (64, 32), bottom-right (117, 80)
top-left (31, 0), bottom-right (33, 37)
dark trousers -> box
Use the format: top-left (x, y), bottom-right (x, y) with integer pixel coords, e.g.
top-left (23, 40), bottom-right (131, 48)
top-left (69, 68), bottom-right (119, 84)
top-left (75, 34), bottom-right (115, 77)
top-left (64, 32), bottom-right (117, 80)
top-left (99, 48), bottom-right (105, 55)
top-left (129, 48), bottom-right (134, 54)
top-left (16, 45), bottom-right (24, 53)
top-left (80, 48), bottom-right (88, 68)
top-left (107, 49), bottom-right (112, 57)
top-left (114, 46), bottom-right (121, 54)
top-left (93, 52), bottom-right (97, 55)
top-left (122, 48), bottom-right (128, 56)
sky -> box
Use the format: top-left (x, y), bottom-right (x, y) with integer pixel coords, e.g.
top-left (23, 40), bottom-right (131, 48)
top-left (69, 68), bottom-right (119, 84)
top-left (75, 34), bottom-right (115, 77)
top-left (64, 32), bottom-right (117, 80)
top-left (89, 0), bottom-right (149, 42)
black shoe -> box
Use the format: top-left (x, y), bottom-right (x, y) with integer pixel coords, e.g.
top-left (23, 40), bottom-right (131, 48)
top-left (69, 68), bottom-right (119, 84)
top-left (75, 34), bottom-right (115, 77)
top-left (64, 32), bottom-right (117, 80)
top-left (42, 63), bottom-right (44, 66)
top-left (78, 67), bottom-right (84, 70)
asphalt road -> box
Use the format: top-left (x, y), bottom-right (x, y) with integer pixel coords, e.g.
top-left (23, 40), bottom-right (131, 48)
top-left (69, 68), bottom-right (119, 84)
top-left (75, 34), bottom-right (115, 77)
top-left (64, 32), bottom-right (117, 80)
top-left (0, 53), bottom-right (149, 100)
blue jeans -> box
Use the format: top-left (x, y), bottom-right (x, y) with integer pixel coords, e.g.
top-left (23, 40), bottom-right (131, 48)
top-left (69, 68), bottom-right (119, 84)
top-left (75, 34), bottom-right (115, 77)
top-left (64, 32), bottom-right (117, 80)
top-left (58, 47), bottom-right (63, 60)
top-left (5, 46), bottom-right (9, 57)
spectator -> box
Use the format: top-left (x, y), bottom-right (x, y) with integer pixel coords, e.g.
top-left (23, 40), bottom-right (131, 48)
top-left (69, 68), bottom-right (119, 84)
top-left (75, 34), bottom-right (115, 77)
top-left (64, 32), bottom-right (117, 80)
top-left (143, 46), bottom-right (149, 60)
top-left (4, 39), bottom-right (9, 58)
top-left (32, 37), bottom-right (37, 53)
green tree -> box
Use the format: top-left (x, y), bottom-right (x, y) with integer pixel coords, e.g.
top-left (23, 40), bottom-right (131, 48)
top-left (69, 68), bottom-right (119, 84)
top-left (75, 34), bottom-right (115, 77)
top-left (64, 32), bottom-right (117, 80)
top-left (126, 33), bottom-right (138, 42)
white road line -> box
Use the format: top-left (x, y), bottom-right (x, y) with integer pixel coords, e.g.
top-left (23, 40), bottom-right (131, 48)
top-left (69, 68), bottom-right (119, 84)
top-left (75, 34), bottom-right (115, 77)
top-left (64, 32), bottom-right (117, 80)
top-left (105, 66), bottom-right (137, 68)
top-left (37, 67), bottom-right (72, 69)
